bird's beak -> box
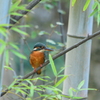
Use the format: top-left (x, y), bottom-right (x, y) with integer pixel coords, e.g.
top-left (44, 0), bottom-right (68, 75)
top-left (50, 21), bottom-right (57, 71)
top-left (45, 47), bottom-right (53, 51)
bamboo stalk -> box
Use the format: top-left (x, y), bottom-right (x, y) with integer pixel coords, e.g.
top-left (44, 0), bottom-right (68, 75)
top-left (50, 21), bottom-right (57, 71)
top-left (62, 0), bottom-right (94, 100)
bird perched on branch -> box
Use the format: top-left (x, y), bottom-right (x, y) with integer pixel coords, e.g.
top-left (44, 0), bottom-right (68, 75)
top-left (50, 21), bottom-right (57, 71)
top-left (29, 42), bottom-right (53, 74)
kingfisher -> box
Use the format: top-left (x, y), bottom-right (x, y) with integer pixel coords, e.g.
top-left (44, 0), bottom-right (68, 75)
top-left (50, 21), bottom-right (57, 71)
top-left (29, 42), bottom-right (53, 74)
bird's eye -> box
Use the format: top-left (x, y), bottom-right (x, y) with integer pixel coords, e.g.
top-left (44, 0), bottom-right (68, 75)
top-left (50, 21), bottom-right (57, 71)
top-left (33, 47), bottom-right (40, 50)
top-left (40, 46), bottom-right (44, 49)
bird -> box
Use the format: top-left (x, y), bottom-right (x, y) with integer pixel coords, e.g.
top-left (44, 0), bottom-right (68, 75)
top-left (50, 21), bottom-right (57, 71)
top-left (29, 42), bottom-right (53, 74)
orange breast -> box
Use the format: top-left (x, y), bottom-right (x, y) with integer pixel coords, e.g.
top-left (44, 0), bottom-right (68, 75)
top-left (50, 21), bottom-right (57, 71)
top-left (29, 51), bottom-right (45, 69)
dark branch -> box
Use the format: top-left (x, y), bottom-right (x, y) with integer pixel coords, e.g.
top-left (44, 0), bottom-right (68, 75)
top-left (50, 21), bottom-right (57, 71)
top-left (58, 1), bottom-right (65, 44)
top-left (10, 0), bottom-right (41, 26)
top-left (1, 30), bottom-right (100, 97)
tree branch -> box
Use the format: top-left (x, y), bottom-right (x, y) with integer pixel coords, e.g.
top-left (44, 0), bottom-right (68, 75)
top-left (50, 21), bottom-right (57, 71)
top-left (1, 30), bottom-right (100, 97)
top-left (58, 1), bottom-right (65, 44)
top-left (10, 0), bottom-right (41, 26)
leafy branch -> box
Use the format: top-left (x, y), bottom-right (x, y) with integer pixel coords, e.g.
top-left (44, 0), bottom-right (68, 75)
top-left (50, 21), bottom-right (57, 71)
top-left (1, 0), bottom-right (100, 98)
top-left (1, 30), bottom-right (100, 97)
top-left (10, 0), bottom-right (42, 26)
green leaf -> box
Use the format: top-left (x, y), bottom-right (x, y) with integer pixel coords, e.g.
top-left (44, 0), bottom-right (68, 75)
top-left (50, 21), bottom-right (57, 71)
top-left (38, 31), bottom-right (49, 35)
top-left (56, 22), bottom-right (64, 25)
top-left (9, 42), bottom-right (19, 50)
top-left (49, 54), bottom-right (57, 76)
top-left (0, 24), bottom-right (12, 27)
top-left (97, 2), bottom-right (100, 25)
top-left (54, 75), bottom-right (68, 87)
top-left (92, 2), bottom-right (98, 10)
top-left (62, 94), bottom-right (83, 99)
top-left (72, 96), bottom-right (83, 99)
top-left (0, 27), bottom-right (7, 37)
top-left (38, 85), bottom-right (62, 93)
top-left (83, 0), bottom-right (91, 11)
top-left (58, 9), bottom-right (66, 14)
top-left (11, 27), bottom-right (28, 35)
top-left (58, 67), bottom-right (65, 75)
top-left (50, 24), bottom-right (56, 28)
top-left (61, 94), bottom-right (70, 99)
top-left (69, 87), bottom-right (73, 97)
top-left (77, 80), bottom-right (85, 90)
top-left (10, 0), bottom-right (21, 12)
top-left (35, 87), bottom-right (44, 91)
top-left (26, 80), bottom-right (34, 97)
top-left (8, 79), bottom-right (18, 89)
top-left (57, 74), bottom-right (65, 78)
top-left (18, 83), bottom-right (31, 89)
top-left (4, 66), bottom-right (14, 71)
top-left (80, 88), bottom-right (97, 91)
top-left (16, 25), bottom-right (30, 28)
top-left (57, 42), bottom-right (65, 47)
top-left (54, 31), bottom-right (61, 36)
top-left (70, 87), bottom-right (77, 92)
top-left (0, 39), bottom-right (6, 44)
top-left (89, 9), bottom-right (98, 17)
top-left (16, 5), bottom-right (29, 11)
top-left (37, 77), bottom-right (48, 82)
top-left (10, 18), bottom-right (18, 23)
top-left (72, 0), bottom-right (77, 6)
top-left (26, 98), bottom-right (31, 100)
top-left (0, 45), bottom-right (6, 54)
top-left (11, 50), bottom-right (27, 59)
top-left (46, 39), bottom-right (56, 44)
top-left (5, 50), bottom-right (9, 65)
top-left (10, 12), bottom-right (23, 16)
top-left (15, 89), bottom-right (28, 95)
top-left (44, 4), bottom-right (54, 10)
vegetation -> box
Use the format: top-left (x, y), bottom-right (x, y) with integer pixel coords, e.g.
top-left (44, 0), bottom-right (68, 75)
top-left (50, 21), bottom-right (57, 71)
top-left (0, 0), bottom-right (100, 100)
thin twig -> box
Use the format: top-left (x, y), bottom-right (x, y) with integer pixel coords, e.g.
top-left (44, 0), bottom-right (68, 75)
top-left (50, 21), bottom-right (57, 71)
top-left (1, 30), bottom-right (100, 97)
top-left (20, 16), bottom-right (26, 76)
top-left (24, 39), bottom-right (31, 52)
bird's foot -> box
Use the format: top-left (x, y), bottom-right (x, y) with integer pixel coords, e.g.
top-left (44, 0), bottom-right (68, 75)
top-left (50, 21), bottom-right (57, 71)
top-left (40, 64), bottom-right (43, 67)
top-left (34, 68), bottom-right (36, 72)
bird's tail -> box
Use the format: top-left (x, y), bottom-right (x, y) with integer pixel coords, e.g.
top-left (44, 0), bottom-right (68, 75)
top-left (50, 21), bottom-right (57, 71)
top-left (37, 69), bottom-right (41, 74)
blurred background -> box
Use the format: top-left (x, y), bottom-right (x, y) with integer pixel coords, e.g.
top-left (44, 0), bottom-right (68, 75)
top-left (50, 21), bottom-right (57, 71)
top-left (1, 0), bottom-right (100, 100)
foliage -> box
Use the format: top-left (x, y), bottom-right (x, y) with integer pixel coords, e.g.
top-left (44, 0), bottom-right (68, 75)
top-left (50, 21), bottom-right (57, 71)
top-left (0, 24), bottom-right (27, 63)
top-left (0, 0), bottom-right (99, 99)
top-left (6, 66), bottom-right (66, 99)
top-left (4, 55), bottom-right (96, 100)
top-left (72, 0), bottom-right (100, 25)
top-left (10, 0), bottom-right (29, 16)
top-left (0, 0), bottom-right (65, 99)
top-left (90, 0), bottom-right (100, 25)
top-left (0, 0), bottom-right (30, 65)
